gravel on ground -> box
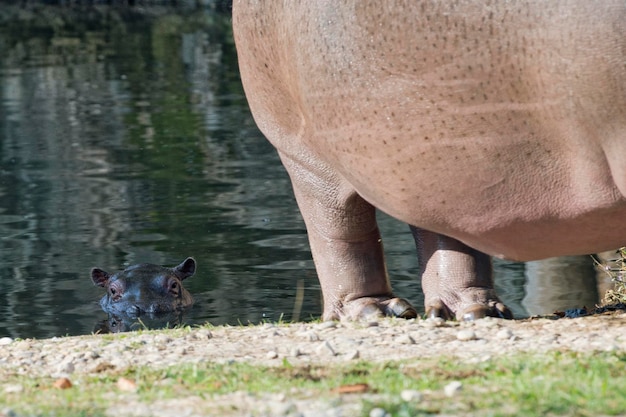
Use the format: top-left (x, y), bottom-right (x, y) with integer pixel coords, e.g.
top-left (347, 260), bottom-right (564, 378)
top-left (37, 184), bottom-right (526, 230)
top-left (1, 313), bottom-right (626, 416)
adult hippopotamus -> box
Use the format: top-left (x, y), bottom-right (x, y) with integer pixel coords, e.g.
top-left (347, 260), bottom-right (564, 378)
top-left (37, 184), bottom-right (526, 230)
top-left (232, 1), bottom-right (626, 321)
top-left (91, 258), bottom-right (196, 317)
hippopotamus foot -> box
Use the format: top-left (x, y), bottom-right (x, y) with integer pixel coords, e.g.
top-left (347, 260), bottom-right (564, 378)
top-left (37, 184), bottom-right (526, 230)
top-left (412, 227), bottom-right (513, 321)
top-left (324, 296), bottom-right (418, 321)
top-left (425, 294), bottom-right (513, 321)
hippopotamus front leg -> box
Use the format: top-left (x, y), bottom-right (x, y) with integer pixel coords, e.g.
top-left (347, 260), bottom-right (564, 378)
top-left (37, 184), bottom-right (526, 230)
top-left (411, 227), bottom-right (512, 321)
top-left (279, 153), bottom-right (417, 321)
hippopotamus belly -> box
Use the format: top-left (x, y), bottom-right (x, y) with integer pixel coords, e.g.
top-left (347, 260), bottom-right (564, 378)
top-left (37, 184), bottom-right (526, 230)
top-left (233, 0), bottom-right (626, 320)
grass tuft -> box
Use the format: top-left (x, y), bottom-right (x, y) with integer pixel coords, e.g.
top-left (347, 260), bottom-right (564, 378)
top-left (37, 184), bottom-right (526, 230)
top-left (596, 247), bottom-right (626, 305)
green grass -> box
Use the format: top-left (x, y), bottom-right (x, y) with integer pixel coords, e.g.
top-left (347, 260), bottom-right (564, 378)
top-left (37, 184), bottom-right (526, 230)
top-left (3, 351), bottom-right (626, 416)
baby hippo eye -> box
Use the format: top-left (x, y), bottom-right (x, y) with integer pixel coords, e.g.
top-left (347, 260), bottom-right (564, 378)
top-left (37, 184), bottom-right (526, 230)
top-left (109, 281), bottom-right (124, 301)
top-left (168, 279), bottom-right (180, 295)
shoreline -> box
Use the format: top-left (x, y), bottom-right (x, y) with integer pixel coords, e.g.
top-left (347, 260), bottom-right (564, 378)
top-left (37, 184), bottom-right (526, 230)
top-left (2, 313), bottom-right (625, 378)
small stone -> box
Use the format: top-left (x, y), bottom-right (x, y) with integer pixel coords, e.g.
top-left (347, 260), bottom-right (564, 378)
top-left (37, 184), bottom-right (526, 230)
top-left (0, 337), bottom-right (13, 346)
top-left (93, 361), bottom-right (115, 372)
top-left (53, 378), bottom-right (72, 390)
top-left (444, 381), bottom-right (463, 397)
top-left (290, 347), bottom-right (301, 357)
top-left (266, 350), bottom-right (279, 359)
top-left (268, 400), bottom-right (297, 416)
top-left (369, 407), bottom-right (388, 417)
top-left (466, 354), bottom-right (492, 364)
top-left (3, 384), bottom-right (23, 394)
top-left (422, 317), bottom-right (445, 328)
top-left (117, 377), bottom-right (138, 392)
top-left (1, 408), bottom-right (17, 417)
top-left (400, 389), bottom-right (422, 402)
top-left (496, 329), bottom-right (513, 340)
top-left (84, 350), bottom-right (100, 360)
top-left (397, 334), bottom-right (415, 345)
top-left (315, 341), bottom-right (336, 356)
top-left (195, 330), bottom-right (213, 340)
top-left (475, 317), bottom-right (500, 327)
top-left (345, 350), bottom-right (360, 360)
top-left (317, 321), bottom-right (337, 331)
top-left (456, 329), bottom-right (477, 341)
top-left (301, 331), bottom-right (320, 342)
top-left (154, 334), bottom-right (172, 344)
top-left (57, 359), bottom-right (75, 375)
top-left (336, 383), bottom-right (369, 394)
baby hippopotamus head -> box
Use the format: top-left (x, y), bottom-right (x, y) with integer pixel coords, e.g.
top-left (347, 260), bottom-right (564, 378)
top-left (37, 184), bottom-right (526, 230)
top-left (91, 258), bottom-right (196, 317)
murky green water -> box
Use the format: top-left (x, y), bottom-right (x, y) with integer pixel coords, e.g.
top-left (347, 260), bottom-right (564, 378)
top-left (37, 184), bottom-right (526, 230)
top-left (0, 5), bottom-right (604, 338)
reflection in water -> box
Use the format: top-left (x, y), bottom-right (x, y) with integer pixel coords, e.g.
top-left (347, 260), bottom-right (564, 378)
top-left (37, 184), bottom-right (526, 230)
top-left (0, 5), bottom-right (608, 338)
top-left (523, 256), bottom-right (605, 316)
top-left (93, 311), bottom-right (187, 334)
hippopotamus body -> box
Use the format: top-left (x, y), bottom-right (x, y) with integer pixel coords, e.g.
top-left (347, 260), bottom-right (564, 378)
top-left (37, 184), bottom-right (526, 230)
top-left (233, 1), bottom-right (626, 320)
top-left (91, 258), bottom-right (196, 317)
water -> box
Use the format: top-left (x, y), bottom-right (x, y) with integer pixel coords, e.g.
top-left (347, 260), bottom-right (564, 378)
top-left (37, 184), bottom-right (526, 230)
top-left (0, 5), bottom-right (608, 339)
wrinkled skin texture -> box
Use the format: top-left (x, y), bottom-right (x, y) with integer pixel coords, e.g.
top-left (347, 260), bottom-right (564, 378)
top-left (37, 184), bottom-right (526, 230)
top-left (233, 1), bottom-right (626, 321)
top-left (91, 258), bottom-right (196, 317)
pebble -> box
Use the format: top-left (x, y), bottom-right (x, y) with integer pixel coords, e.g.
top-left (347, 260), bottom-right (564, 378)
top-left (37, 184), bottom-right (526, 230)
top-left (3, 384), bottom-right (23, 394)
top-left (266, 351), bottom-right (279, 359)
top-left (290, 347), bottom-right (301, 357)
top-left (84, 350), bottom-right (100, 360)
top-left (56, 359), bottom-right (75, 375)
top-left (194, 330), bottom-right (213, 340)
top-left (400, 389), bottom-right (422, 402)
top-left (53, 377), bottom-right (72, 390)
top-left (475, 317), bottom-right (500, 328)
top-left (369, 407), bottom-right (388, 417)
top-left (421, 317), bottom-right (445, 328)
top-left (267, 400), bottom-right (298, 416)
top-left (444, 381), bottom-right (463, 397)
top-left (496, 328), bottom-right (514, 340)
top-left (154, 334), bottom-right (172, 344)
top-left (117, 377), bottom-right (138, 392)
top-left (316, 321), bottom-right (337, 331)
top-left (316, 341), bottom-right (336, 356)
top-left (345, 350), bottom-right (360, 360)
top-left (0, 337), bottom-right (12, 346)
top-left (396, 334), bottom-right (415, 345)
top-left (299, 331), bottom-right (320, 342)
top-left (456, 330), bottom-right (477, 341)
top-left (1, 408), bottom-right (17, 417)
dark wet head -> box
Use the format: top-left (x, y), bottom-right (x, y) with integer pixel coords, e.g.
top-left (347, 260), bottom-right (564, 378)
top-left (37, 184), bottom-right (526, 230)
top-left (91, 258), bottom-right (196, 317)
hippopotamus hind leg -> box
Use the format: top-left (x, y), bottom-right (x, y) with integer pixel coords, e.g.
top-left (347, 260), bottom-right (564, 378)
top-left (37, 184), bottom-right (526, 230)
top-left (411, 227), bottom-right (513, 321)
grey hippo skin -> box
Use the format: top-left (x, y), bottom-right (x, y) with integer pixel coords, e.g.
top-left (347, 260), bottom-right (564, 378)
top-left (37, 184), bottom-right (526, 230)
top-left (91, 258), bottom-right (196, 317)
top-left (232, 1), bottom-right (626, 321)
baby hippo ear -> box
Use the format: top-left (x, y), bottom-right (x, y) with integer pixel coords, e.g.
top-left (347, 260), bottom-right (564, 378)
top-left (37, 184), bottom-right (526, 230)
top-left (173, 257), bottom-right (196, 280)
top-left (91, 268), bottom-right (110, 287)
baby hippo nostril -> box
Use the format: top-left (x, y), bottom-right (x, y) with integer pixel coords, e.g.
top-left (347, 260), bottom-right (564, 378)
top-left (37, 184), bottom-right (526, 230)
top-left (127, 305), bottom-right (142, 316)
